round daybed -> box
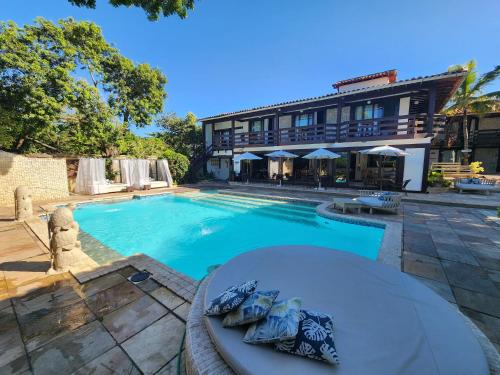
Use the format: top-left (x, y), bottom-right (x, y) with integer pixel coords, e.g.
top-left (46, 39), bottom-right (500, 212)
top-left (185, 246), bottom-right (498, 375)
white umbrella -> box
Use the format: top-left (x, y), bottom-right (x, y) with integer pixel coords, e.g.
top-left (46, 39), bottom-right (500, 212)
top-left (360, 146), bottom-right (408, 189)
top-left (234, 152), bottom-right (262, 183)
top-left (265, 150), bottom-right (298, 186)
top-left (303, 149), bottom-right (341, 189)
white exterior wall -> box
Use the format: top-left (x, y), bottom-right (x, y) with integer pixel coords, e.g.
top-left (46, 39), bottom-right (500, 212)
top-left (235, 121), bottom-right (248, 133)
top-left (207, 158), bottom-right (230, 180)
top-left (326, 108), bottom-right (338, 124)
top-left (338, 77), bottom-right (390, 93)
top-left (397, 97), bottom-right (410, 135)
top-left (214, 121), bottom-right (232, 130)
top-left (403, 148), bottom-right (426, 192)
top-left (205, 124), bottom-right (213, 148)
top-left (279, 115), bottom-right (292, 129)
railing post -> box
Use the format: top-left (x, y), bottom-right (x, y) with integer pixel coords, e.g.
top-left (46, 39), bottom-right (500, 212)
top-left (275, 112), bottom-right (280, 146)
top-left (427, 84), bottom-right (437, 135)
top-left (336, 99), bottom-right (343, 142)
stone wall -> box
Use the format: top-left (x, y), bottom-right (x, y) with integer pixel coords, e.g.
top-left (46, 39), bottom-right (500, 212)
top-left (0, 151), bottom-right (69, 206)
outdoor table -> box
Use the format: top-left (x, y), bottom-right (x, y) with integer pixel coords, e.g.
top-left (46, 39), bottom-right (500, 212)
top-left (332, 197), bottom-right (362, 214)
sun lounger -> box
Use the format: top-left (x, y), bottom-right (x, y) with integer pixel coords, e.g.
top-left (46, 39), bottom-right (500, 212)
top-left (455, 178), bottom-right (496, 195)
top-left (193, 246), bottom-right (489, 375)
top-left (357, 190), bottom-right (401, 214)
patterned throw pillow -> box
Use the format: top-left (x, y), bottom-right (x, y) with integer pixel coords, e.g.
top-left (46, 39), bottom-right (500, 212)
top-left (222, 290), bottom-right (280, 327)
top-left (243, 298), bottom-right (302, 344)
top-left (275, 310), bottom-right (339, 365)
top-left (205, 280), bottom-right (258, 316)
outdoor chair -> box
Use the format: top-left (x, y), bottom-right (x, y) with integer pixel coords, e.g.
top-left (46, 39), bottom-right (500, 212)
top-left (454, 178), bottom-right (496, 195)
top-left (357, 190), bottom-right (402, 214)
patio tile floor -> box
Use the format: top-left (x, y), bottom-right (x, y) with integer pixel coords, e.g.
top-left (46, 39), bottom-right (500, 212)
top-left (402, 203), bottom-right (500, 350)
top-left (2, 189), bottom-right (500, 372)
top-left (0, 221), bottom-right (193, 374)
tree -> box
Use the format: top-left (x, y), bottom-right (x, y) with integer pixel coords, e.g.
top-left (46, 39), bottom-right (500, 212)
top-left (68, 0), bottom-right (195, 20)
top-left (154, 112), bottom-right (202, 158)
top-left (445, 60), bottom-right (500, 163)
top-left (0, 18), bottom-right (167, 153)
top-left (102, 54), bottom-right (167, 127)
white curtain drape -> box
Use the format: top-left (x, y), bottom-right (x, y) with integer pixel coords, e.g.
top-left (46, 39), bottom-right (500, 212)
top-left (120, 159), bottom-right (133, 187)
top-left (157, 159), bottom-right (174, 187)
top-left (120, 159), bottom-right (150, 189)
top-left (75, 158), bottom-right (106, 194)
top-left (137, 159), bottom-right (150, 188)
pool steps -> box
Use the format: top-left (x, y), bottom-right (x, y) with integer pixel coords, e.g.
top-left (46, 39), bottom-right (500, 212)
top-left (181, 192), bottom-right (320, 225)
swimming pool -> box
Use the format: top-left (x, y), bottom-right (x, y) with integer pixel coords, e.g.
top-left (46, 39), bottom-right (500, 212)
top-left (74, 191), bottom-right (384, 280)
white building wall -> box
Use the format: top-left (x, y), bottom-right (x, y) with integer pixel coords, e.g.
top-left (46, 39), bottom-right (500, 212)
top-left (214, 121), bottom-right (232, 130)
top-left (279, 115), bottom-right (292, 129)
top-left (338, 77), bottom-right (390, 92)
top-left (403, 148), bottom-right (426, 192)
top-left (207, 158), bottom-right (230, 180)
top-left (397, 97), bottom-right (410, 135)
top-left (205, 124), bottom-right (213, 148)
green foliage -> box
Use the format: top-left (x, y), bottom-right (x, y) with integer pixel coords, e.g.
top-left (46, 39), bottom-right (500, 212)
top-left (117, 132), bottom-right (168, 158)
top-left (68, 0), bottom-right (195, 20)
top-left (0, 18), bottom-right (167, 154)
top-left (469, 161), bottom-right (485, 174)
top-left (102, 55), bottom-right (166, 127)
top-left (446, 60), bottom-right (500, 116)
top-left (427, 171), bottom-right (451, 187)
top-left (162, 149), bottom-right (189, 182)
top-left (154, 112), bottom-right (202, 158)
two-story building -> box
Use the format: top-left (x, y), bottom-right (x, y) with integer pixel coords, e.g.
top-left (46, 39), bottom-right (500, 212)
top-left (200, 69), bottom-right (466, 192)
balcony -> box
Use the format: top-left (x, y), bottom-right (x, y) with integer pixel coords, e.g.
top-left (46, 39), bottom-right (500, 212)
top-left (212, 114), bottom-right (445, 150)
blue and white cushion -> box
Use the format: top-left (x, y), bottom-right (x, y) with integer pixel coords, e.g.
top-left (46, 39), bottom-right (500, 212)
top-left (275, 310), bottom-right (339, 365)
top-left (222, 290), bottom-right (280, 327)
top-left (205, 280), bottom-right (258, 316)
top-left (243, 298), bottom-right (302, 344)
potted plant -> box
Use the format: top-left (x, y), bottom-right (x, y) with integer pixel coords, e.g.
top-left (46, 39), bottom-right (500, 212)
top-left (427, 171), bottom-right (452, 193)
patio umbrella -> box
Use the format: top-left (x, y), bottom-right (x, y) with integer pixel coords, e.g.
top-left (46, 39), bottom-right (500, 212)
top-left (265, 150), bottom-right (298, 186)
top-left (360, 146), bottom-right (408, 189)
top-left (303, 148), bottom-right (341, 190)
top-left (234, 152), bottom-right (262, 183)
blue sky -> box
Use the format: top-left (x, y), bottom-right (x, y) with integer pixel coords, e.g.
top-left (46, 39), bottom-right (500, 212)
top-left (2, 0), bottom-right (500, 136)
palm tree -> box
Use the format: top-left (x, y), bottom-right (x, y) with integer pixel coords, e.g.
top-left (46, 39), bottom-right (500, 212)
top-left (445, 60), bottom-right (500, 164)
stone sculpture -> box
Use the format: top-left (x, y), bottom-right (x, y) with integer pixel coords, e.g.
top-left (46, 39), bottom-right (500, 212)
top-left (47, 207), bottom-right (85, 273)
top-left (14, 186), bottom-right (33, 221)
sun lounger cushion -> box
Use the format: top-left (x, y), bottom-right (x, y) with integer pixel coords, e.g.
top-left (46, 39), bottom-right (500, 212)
top-left (243, 298), bottom-right (302, 344)
top-left (223, 290), bottom-right (280, 327)
top-left (275, 310), bottom-right (340, 365)
top-left (205, 280), bottom-right (258, 316)
top-left (357, 197), bottom-right (385, 207)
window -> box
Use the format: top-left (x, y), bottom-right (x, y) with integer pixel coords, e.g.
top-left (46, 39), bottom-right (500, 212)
top-left (295, 113), bottom-right (313, 127)
top-left (210, 158), bottom-right (220, 168)
top-left (354, 103), bottom-right (384, 120)
top-left (250, 119), bottom-right (263, 132)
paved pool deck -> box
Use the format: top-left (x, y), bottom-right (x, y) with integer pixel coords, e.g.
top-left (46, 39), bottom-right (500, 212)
top-left (1, 185), bottom-right (500, 373)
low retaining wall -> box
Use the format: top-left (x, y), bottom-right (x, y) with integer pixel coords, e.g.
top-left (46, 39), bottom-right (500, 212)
top-left (0, 151), bottom-right (69, 206)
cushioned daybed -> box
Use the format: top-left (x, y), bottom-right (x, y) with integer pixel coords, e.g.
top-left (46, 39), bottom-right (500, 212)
top-left (189, 246), bottom-right (491, 375)
top-left (455, 178), bottom-right (496, 195)
top-left (89, 181), bottom-right (127, 195)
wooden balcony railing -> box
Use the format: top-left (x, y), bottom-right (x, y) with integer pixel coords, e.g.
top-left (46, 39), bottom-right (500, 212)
top-left (211, 114), bottom-right (446, 150)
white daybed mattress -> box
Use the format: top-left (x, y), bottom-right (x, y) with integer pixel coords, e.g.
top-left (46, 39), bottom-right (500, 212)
top-left (204, 246), bottom-right (489, 375)
top-left (89, 182), bottom-right (128, 195)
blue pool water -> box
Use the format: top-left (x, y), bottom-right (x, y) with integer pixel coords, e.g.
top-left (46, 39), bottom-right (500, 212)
top-left (74, 192), bottom-right (384, 280)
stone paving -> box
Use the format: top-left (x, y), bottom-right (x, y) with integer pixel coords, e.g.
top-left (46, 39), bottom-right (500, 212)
top-left (2, 186), bottom-right (500, 373)
top-left (402, 203), bottom-right (500, 352)
top-left (0, 222), bottom-right (191, 374)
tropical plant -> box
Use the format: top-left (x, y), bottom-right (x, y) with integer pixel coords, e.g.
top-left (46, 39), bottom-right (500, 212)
top-left (427, 171), bottom-right (451, 188)
top-left (469, 161), bottom-right (485, 174)
top-left (68, 0), bottom-right (195, 20)
top-left (445, 60), bottom-right (500, 163)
